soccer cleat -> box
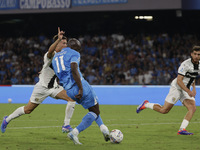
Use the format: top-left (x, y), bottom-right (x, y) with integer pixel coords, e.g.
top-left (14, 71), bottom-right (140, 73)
top-left (62, 125), bottom-right (73, 133)
top-left (67, 132), bottom-right (82, 145)
top-left (177, 129), bottom-right (193, 135)
top-left (136, 100), bottom-right (149, 113)
top-left (102, 130), bottom-right (110, 142)
top-left (1, 116), bottom-right (8, 133)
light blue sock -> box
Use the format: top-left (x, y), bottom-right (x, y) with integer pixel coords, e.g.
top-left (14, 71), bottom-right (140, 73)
top-left (95, 115), bottom-right (104, 127)
top-left (76, 112), bottom-right (97, 133)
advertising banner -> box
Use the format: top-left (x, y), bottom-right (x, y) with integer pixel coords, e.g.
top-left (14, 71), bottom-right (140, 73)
top-left (0, 0), bottom-right (18, 10)
top-left (72, 0), bottom-right (128, 6)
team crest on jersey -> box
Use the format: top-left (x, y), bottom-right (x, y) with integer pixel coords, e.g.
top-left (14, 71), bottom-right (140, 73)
top-left (35, 98), bottom-right (39, 102)
top-left (172, 97), bottom-right (176, 102)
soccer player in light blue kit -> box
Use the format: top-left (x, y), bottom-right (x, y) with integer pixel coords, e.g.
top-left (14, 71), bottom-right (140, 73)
top-left (52, 38), bottom-right (109, 145)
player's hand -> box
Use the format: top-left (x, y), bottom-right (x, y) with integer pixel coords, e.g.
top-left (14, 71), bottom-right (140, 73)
top-left (187, 90), bottom-right (195, 97)
top-left (75, 89), bottom-right (83, 100)
top-left (192, 90), bottom-right (196, 97)
top-left (58, 27), bottom-right (65, 40)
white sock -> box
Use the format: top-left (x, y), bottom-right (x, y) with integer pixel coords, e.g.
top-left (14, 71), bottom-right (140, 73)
top-left (180, 119), bottom-right (189, 130)
top-left (6, 106), bottom-right (25, 123)
top-left (100, 124), bottom-right (109, 133)
top-left (64, 101), bottom-right (76, 126)
top-left (72, 128), bottom-right (79, 136)
top-left (144, 103), bottom-right (154, 109)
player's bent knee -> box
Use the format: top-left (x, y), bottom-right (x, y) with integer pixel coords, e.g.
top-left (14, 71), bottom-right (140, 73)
top-left (97, 110), bottom-right (100, 116)
top-left (93, 110), bottom-right (100, 116)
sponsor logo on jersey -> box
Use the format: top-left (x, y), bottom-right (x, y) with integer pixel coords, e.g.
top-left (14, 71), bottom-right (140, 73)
top-left (185, 71), bottom-right (198, 78)
top-left (180, 68), bottom-right (184, 72)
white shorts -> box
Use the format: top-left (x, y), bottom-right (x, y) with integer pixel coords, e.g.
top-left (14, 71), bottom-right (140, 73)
top-left (165, 85), bottom-right (195, 104)
top-left (30, 82), bottom-right (64, 104)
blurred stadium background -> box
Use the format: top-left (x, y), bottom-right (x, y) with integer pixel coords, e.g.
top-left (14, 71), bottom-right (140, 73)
top-left (1, 0), bottom-right (200, 105)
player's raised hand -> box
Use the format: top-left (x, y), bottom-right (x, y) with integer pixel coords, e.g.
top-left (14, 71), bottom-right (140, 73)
top-left (58, 27), bottom-right (65, 40)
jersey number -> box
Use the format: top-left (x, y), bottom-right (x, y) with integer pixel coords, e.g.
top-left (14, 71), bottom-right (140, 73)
top-left (55, 56), bottom-right (66, 73)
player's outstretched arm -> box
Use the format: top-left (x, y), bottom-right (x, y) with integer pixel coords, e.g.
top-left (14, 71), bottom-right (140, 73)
top-left (71, 62), bottom-right (83, 100)
top-left (47, 27), bottom-right (65, 58)
top-left (191, 81), bottom-right (196, 97)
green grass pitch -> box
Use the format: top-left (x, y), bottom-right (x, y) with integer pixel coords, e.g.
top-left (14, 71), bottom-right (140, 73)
top-left (0, 103), bottom-right (200, 150)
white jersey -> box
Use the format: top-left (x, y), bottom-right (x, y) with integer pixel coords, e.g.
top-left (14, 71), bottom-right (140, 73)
top-left (171, 58), bottom-right (200, 90)
top-left (38, 52), bottom-right (58, 88)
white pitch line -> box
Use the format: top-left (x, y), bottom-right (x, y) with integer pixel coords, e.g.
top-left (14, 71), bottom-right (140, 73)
top-left (6, 121), bottom-right (200, 130)
top-left (2, 118), bottom-right (197, 122)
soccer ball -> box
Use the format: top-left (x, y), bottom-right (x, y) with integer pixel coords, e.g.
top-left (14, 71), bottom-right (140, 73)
top-left (110, 129), bottom-right (123, 143)
top-left (8, 98), bottom-right (12, 103)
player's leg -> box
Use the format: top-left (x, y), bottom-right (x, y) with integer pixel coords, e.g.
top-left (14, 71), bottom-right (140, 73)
top-left (69, 104), bottom-right (99, 136)
top-left (54, 89), bottom-right (76, 133)
top-left (177, 99), bottom-right (195, 135)
top-left (152, 101), bottom-right (174, 114)
top-left (55, 89), bottom-right (74, 102)
top-left (24, 100), bottom-right (39, 114)
top-left (137, 85), bottom-right (178, 114)
top-left (1, 100), bottom-right (39, 133)
top-left (1, 82), bottom-right (48, 133)
top-left (136, 100), bottom-right (174, 114)
top-left (67, 81), bottom-right (108, 144)
top-left (67, 104), bottom-right (99, 145)
top-left (93, 104), bottom-right (110, 141)
top-left (62, 101), bottom-right (76, 133)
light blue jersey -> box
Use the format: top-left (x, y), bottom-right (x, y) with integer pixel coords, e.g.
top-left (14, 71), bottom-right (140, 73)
top-left (52, 47), bottom-right (98, 109)
top-left (52, 47), bottom-right (83, 90)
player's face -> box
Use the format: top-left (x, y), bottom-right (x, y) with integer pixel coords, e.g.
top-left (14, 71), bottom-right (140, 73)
top-left (191, 50), bottom-right (200, 64)
top-left (56, 39), bottom-right (67, 52)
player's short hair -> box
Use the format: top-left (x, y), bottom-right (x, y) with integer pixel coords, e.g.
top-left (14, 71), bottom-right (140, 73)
top-left (192, 46), bottom-right (200, 52)
top-left (68, 38), bottom-right (81, 51)
top-left (53, 35), bottom-right (67, 42)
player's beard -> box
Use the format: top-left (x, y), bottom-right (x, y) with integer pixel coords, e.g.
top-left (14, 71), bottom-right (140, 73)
top-left (191, 57), bottom-right (199, 64)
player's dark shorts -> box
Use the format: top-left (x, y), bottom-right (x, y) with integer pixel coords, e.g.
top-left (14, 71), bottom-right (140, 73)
top-left (66, 79), bottom-right (99, 109)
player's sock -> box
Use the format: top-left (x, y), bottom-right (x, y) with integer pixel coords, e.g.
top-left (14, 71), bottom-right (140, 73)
top-left (95, 115), bottom-right (103, 127)
top-left (95, 115), bottom-right (109, 140)
top-left (100, 124), bottom-right (110, 141)
top-left (100, 124), bottom-right (109, 132)
top-left (71, 128), bottom-right (79, 136)
top-left (179, 119), bottom-right (189, 130)
top-left (6, 106), bottom-right (25, 123)
top-left (64, 101), bottom-right (76, 126)
top-left (95, 115), bottom-right (109, 132)
top-left (144, 103), bottom-right (154, 109)
top-left (76, 112), bottom-right (97, 133)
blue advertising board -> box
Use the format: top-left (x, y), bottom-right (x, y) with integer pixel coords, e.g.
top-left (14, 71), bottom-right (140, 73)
top-left (19, 0), bottom-right (71, 9)
top-left (0, 0), bottom-right (127, 10)
top-left (1, 85), bottom-right (199, 106)
top-left (0, 0), bottom-right (18, 9)
top-left (72, 0), bottom-right (128, 6)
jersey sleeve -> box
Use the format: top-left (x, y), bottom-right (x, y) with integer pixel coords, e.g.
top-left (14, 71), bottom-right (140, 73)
top-left (70, 53), bottom-right (80, 64)
top-left (178, 62), bottom-right (188, 76)
top-left (43, 52), bottom-right (51, 63)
